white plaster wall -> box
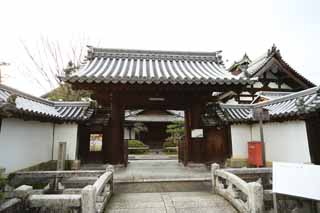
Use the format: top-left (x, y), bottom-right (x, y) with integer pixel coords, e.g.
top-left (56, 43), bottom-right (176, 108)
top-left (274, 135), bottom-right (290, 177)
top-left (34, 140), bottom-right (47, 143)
top-left (124, 127), bottom-right (135, 140)
top-left (0, 118), bottom-right (54, 173)
top-left (53, 123), bottom-right (78, 160)
top-left (231, 121), bottom-right (311, 163)
top-left (231, 124), bottom-right (252, 158)
top-left (251, 121), bottom-right (311, 163)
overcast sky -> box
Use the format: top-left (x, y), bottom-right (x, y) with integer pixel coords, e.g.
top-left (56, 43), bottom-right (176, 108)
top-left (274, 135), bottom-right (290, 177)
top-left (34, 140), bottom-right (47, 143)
top-left (1, 0), bottom-right (320, 96)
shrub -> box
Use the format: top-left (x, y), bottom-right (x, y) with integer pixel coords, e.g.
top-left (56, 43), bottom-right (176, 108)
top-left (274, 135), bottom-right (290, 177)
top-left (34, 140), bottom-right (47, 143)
top-left (128, 140), bottom-right (146, 147)
top-left (128, 140), bottom-right (149, 154)
top-left (163, 141), bottom-right (177, 148)
top-left (129, 149), bottom-right (149, 154)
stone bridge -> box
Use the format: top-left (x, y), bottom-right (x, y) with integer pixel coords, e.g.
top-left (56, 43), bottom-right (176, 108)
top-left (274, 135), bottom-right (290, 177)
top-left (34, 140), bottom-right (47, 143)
top-left (104, 161), bottom-right (265, 213)
top-left (2, 161), bottom-right (269, 213)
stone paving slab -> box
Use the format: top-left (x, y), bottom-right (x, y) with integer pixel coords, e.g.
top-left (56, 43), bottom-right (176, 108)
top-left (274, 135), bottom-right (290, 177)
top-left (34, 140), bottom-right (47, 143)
top-left (114, 181), bottom-right (211, 193)
top-left (105, 192), bottom-right (238, 213)
top-left (114, 160), bottom-right (211, 183)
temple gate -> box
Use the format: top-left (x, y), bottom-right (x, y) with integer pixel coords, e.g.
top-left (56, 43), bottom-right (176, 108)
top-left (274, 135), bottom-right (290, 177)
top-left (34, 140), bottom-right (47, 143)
top-left (63, 47), bottom-right (253, 165)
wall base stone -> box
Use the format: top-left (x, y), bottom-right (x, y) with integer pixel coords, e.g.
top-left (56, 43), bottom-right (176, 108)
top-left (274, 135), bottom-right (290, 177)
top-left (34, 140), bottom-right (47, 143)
top-left (226, 158), bottom-right (248, 168)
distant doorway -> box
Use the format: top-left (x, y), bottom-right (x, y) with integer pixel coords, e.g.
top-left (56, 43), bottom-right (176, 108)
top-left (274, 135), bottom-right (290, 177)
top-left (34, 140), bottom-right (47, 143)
top-left (124, 109), bottom-right (184, 164)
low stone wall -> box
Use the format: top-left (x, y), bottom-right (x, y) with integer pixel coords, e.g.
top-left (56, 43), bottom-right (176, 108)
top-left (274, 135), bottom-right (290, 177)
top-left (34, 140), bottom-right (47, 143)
top-left (9, 170), bottom-right (105, 187)
top-left (0, 165), bottom-right (114, 213)
top-left (0, 198), bottom-right (23, 213)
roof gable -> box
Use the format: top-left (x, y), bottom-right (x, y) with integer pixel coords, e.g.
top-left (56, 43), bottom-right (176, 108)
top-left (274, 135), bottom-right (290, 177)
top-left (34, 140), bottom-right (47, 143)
top-left (245, 45), bottom-right (315, 89)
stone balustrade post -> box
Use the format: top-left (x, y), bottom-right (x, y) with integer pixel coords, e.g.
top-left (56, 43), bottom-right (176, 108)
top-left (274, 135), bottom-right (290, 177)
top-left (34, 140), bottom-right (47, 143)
top-left (105, 164), bottom-right (114, 173)
top-left (211, 163), bottom-right (220, 193)
top-left (14, 185), bottom-right (33, 199)
top-left (106, 166), bottom-right (114, 194)
top-left (81, 185), bottom-right (96, 213)
top-left (247, 182), bottom-right (264, 213)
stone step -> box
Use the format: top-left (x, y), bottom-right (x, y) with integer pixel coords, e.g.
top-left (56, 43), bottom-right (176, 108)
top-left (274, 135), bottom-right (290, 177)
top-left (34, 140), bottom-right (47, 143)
top-left (105, 192), bottom-right (238, 213)
top-left (114, 181), bottom-right (212, 193)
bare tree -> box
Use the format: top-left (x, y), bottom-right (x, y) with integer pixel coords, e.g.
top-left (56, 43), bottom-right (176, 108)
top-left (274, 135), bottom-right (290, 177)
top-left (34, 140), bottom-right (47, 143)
top-left (20, 35), bottom-right (94, 100)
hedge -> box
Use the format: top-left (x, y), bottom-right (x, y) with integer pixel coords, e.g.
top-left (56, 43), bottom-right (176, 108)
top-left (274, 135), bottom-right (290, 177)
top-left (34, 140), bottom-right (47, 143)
top-left (163, 141), bottom-right (177, 148)
top-left (128, 140), bottom-right (149, 154)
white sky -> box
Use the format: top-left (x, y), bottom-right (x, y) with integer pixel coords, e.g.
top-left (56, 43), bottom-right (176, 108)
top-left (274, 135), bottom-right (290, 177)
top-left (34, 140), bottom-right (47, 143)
top-left (1, 0), bottom-right (320, 96)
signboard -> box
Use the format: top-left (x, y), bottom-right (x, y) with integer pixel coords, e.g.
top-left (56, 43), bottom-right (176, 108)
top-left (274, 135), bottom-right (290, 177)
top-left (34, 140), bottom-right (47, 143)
top-left (191, 129), bottom-right (204, 138)
top-left (89, 134), bottom-right (103, 152)
top-left (273, 162), bottom-right (320, 200)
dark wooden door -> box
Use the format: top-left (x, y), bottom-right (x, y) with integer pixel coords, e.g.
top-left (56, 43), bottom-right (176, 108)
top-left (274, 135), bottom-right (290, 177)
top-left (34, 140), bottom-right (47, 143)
top-left (78, 125), bottom-right (105, 163)
top-left (306, 117), bottom-right (320, 165)
top-left (205, 126), bottom-right (231, 163)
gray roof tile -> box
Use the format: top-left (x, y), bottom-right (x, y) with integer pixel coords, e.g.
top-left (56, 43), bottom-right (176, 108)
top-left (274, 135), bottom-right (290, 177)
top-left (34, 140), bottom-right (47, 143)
top-left (0, 84), bottom-right (92, 122)
top-left (63, 47), bottom-right (253, 85)
top-left (220, 86), bottom-right (320, 123)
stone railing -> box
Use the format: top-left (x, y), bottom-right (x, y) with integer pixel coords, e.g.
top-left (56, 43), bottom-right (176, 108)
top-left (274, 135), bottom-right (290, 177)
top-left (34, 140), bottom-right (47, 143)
top-left (30, 166), bottom-right (113, 213)
top-left (1, 166), bottom-right (114, 213)
top-left (211, 164), bottom-right (264, 213)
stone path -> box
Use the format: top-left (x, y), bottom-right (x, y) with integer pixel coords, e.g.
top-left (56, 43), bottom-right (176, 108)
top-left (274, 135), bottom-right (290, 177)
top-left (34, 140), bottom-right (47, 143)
top-left (105, 192), bottom-right (238, 213)
top-left (115, 160), bottom-right (211, 183)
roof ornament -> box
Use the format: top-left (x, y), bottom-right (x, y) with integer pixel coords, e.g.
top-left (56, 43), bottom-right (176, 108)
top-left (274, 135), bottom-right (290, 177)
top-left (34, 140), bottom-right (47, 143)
top-left (63, 61), bottom-right (78, 77)
top-left (7, 94), bottom-right (17, 106)
top-left (268, 44), bottom-right (280, 57)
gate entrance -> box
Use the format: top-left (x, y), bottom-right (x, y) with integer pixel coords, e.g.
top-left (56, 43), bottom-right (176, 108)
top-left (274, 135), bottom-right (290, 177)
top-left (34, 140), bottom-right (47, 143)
top-left (64, 47), bottom-right (252, 165)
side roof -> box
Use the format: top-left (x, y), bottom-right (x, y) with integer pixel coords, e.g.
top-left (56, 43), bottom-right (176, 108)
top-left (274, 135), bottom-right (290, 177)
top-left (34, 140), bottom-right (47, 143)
top-left (0, 84), bottom-right (92, 122)
top-left (62, 46), bottom-right (253, 86)
top-left (243, 45), bottom-right (315, 88)
top-left (220, 86), bottom-right (320, 123)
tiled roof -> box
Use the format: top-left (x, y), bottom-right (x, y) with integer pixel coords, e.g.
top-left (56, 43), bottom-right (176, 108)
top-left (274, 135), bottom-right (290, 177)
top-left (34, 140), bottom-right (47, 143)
top-left (62, 47), bottom-right (253, 86)
top-left (0, 84), bottom-right (92, 122)
top-left (220, 86), bottom-right (320, 123)
top-left (242, 45), bottom-right (315, 87)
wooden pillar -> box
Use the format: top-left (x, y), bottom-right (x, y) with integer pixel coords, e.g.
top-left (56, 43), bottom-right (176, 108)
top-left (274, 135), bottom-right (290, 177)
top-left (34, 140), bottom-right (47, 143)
top-left (110, 94), bottom-right (124, 164)
top-left (184, 109), bottom-right (191, 166)
top-left (190, 103), bottom-right (202, 129)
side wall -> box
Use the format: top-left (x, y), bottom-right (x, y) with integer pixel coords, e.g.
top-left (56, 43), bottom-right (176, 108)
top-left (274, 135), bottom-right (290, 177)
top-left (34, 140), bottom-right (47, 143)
top-left (53, 123), bottom-right (79, 160)
top-left (0, 118), bottom-right (54, 173)
top-left (231, 124), bottom-right (252, 158)
top-left (251, 121), bottom-right (311, 163)
top-left (231, 120), bottom-right (311, 163)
